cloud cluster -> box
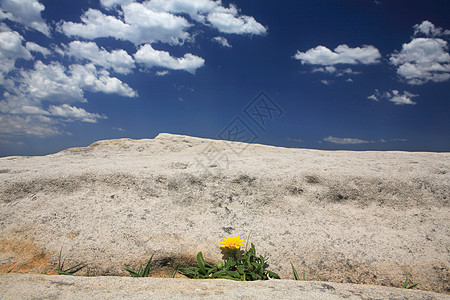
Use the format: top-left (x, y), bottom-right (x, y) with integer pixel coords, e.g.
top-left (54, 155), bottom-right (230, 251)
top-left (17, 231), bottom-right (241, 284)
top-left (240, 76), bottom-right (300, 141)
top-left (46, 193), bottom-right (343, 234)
top-left (0, 0), bottom-right (50, 36)
top-left (0, 0), bottom-right (266, 139)
top-left (61, 0), bottom-right (266, 45)
top-left (295, 20), bottom-right (450, 88)
top-left (367, 89), bottom-right (418, 105)
top-left (390, 21), bottom-right (450, 85)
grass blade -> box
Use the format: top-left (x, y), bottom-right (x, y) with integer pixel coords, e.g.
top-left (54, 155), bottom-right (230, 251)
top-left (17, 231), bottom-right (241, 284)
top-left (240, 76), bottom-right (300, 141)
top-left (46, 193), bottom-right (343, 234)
top-left (141, 254), bottom-right (154, 277)
top-left (291, 262), bottom-right (300, 280)
top-left (171, 265), bottom-right (178, 278)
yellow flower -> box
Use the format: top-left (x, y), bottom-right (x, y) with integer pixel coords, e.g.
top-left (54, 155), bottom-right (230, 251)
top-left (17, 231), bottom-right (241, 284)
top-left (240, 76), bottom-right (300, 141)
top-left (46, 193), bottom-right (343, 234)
top-left (220, 235), bottom-right (245, 250)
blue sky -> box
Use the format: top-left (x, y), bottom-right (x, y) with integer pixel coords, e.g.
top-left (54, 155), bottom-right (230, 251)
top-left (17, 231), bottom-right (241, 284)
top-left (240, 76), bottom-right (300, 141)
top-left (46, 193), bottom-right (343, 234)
top-left (0, 0), bottom-right (449, 156)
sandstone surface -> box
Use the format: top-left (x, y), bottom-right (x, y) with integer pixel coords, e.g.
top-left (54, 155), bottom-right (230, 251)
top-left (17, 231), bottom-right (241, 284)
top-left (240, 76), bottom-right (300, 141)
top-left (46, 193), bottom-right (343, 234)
top-left (1, 274), bottom-right (449, 299)
top-left (0, 133), bottom-right (448, 296)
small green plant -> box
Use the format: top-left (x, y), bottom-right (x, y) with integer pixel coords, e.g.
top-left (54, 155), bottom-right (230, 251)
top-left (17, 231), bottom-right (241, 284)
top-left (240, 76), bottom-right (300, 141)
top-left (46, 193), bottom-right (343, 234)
top-left (179, 235), bottom-right (280, 281)
top-left (124, 254), bottom-right (154, 277)
top-left (170, 265), bottom-right (179, 278)
top-left (291, 262), bottom-right (306, 280)
top-left (56, 249), bottom-right (85, 275)
top-left (7, 268), bottom-right (13, 273)
top-left (403, 274), bottom-right (418, 289)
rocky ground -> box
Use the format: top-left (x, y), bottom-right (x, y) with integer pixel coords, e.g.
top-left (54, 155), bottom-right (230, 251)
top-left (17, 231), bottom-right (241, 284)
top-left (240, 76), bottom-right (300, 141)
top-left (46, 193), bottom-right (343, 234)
top-left (0, 133), bottom-right (448, 297)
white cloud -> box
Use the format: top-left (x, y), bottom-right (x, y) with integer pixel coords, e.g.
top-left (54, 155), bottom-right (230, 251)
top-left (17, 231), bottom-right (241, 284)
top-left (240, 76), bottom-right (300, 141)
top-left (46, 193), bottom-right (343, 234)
top-left (65, 41), bottom-right (135, 74)
top-left (134, 44), bottom-right (205, 74)
top-left (312, 66), bottom-right (360, 77)
top-left (0, 60), bottom-right (136, 137)
top-left (367, 89), bottom-right (418, 105)
top-left (0, 114), bottom-right (62, 137)
top-left (323, 136), bottom-right (371, 144)
top-left (0, 0), bottom-right (50, 36)
top-left (390, 37), bottom-right (450, 85)
top-left (213, 36), bottom-right (231, 48)
top-left (155, 70), bottom-right (170, 76)
top-left (19, 61), bottom-right (87, 103)
top-left (48, 104), bottom-right (106, 123)
top-left (25, 41), bottom-right (50, 56)
top-left (294, 44), bottom-right (381, 65)
top-left (0, 29), bottom-right (32, 76)
top-left (100, 0), bottom-right (134, 8)
top-left (385, 90), bottom-right (418, 105)
top-left (207, 7), bottom-right (266, 35)
top-left (60, 6), bottom-right (191, 46)
top-left (367, 94), bottom-right (378, 101)
top-left (61, 1), bottom-right (267, 45)
top-left (69, 63), bottom-right (138, 97)
top-left (144, 0), bottom-right (219, 22)
top-left (413, 20), bottom-right (450, 37)
top-left (320, 79), bottom-right (331, 85)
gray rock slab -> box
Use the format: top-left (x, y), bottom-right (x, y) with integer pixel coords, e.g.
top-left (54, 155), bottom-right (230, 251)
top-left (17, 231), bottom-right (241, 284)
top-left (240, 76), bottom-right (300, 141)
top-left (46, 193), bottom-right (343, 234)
top-left (1, 274), bottom-right (448, 300)
top-left (0, 133), bottom-right (449, 294)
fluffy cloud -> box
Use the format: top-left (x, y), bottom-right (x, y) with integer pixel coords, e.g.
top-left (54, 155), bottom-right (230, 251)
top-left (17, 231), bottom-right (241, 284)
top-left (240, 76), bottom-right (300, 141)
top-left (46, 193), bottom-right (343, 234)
top-left (100, 0), bottom-right (134, 8)
top-left (65, 41), bottom-right (135, 74)
top-left (0, 114), bottom-right (62, 137)
top-left (25, 41), bottom-right (50, 56)
top-left (61, 1), bottom-right (266, 45)
top-left (60, 6), bottom-right (191, 46)
top-left (48, 104), bottom-right (106, 123)
top-left (0, 60), bottom-right (136, 137)
top-left (294, 44), bottom-right (381, 65)
top-left (134, 44), bottom-right (205, 74)
top-left (213, 36), bottom-right (232, 48)
top-left (69, 63), bottom-right (137, 97)
top-left (367, 89), bottom-right (418, 105)
top-left (0, 0), bottom-right (50, 36)
top-left (323, 136), bottom-right (371, 144)
top-left (143, 0), bottom-right (219, 22)
top-left (0, 29), bottom-right (32, 76)
top-left (17, 61), bottom-right (137, 102)
top-left (384, 90), bottom-right (418, 105)
top-left (1, 0), bottom-right (266, 138)
top-left (390, 37), bottom-right (450, 85)
top-left (207, 7), bottom-right (267, 35)
top-left (413, 20), bottom-right (450, 37)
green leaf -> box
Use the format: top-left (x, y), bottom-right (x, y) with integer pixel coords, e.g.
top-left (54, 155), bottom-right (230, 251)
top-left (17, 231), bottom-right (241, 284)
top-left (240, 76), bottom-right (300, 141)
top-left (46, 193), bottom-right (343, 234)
top-left (124, 266), bottom-right (140, 277)
top-left (236, 265), bottom-right (245, 275)
top-left (407, 283), bottom-right (419, 289)
top-left (211, 270), bottom-right (228, 278)
top-left (266, 270), bottom-right (280, 279)
top-left (225, 256), bottom-right (235, 268)
top-left (196, 252), bottom-right (206, 275)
